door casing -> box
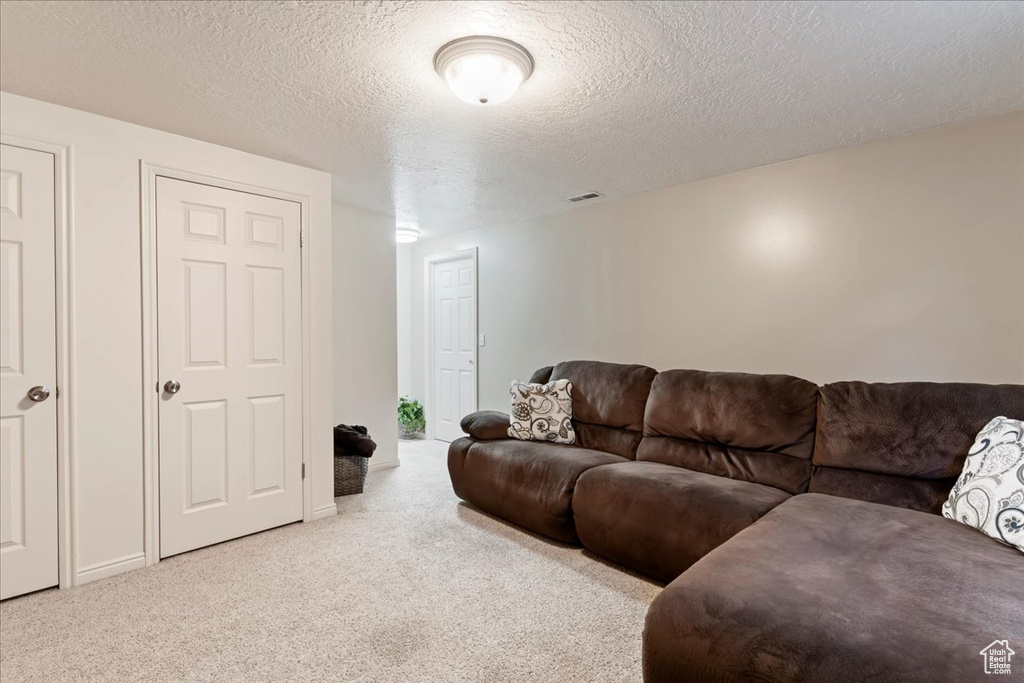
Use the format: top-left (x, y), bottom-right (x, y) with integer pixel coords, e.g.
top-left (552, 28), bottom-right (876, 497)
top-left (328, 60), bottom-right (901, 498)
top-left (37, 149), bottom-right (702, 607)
top-left (424, 248), bottom-right (479, 442)
top-left (0, 133), bottom-right (73, 590)
top-left (141, 162), bottom-right (314, 569)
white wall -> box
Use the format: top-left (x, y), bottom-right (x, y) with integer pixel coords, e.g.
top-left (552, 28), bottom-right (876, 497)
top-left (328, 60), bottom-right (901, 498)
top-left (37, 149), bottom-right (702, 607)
top-left (404, 111), bottom-right (1024, 415)
top-left (396, 243), bottom-right (412, 398)
top-left (333, 205), bottom-right (399, 470)
top-left (1, 93), bottom-right (335, 584)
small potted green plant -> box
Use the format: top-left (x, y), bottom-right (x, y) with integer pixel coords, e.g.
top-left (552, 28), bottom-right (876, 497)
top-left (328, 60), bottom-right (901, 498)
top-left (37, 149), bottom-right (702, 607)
top-left (398, 396), bottom-right (426, 439)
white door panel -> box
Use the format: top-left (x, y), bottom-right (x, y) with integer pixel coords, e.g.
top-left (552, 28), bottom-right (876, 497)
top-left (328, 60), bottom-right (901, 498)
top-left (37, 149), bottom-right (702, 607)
top-left (0, 144), bottom-right (58, 599)
top-left (432, 256), bottom-right (476, 442)
top-left (157, 177), bottom-right (302, 558)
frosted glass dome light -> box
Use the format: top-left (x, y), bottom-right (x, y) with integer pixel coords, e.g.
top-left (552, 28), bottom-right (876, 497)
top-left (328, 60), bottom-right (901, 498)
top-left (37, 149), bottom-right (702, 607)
top-left (434, 36), bottom-right (534, 106)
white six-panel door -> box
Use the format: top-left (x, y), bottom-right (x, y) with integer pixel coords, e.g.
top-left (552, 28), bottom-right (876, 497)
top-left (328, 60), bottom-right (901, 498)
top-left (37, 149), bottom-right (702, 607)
top-left (157, 177), bottom-right (303, 558)
top-left (0, 144), bottom-right (58, 599)
top-left (432, 255), bottom-right (477, 443)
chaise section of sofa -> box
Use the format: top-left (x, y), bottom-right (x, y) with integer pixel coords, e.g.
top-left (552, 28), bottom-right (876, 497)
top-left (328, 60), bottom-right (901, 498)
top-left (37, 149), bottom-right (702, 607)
top-left (447, 360), bottom-right (657, 543)
top-left (573, 369), bottom-right (819, 582)
top-left (643, 493), bottom-right (1024, 683)
top-left (643, 379), bottom-right (1024, 682)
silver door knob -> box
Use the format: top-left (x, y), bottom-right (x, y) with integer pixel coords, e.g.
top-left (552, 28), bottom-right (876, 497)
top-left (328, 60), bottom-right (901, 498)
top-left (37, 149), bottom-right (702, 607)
top-left (27, 386), bottom-right (51, 402)
top-left (163, 380), bottom-right (181, 395)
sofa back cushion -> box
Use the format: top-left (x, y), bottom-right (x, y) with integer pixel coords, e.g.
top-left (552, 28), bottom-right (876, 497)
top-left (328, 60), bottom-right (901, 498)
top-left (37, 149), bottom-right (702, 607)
top-left (636, 370), bottom-right (819, 494)
top-left (548, 360), bottom-right (658, 458)
top-left (811, 381), bottom-right (1024, 514)
top-left (528, 366), bottom-right (554, 384)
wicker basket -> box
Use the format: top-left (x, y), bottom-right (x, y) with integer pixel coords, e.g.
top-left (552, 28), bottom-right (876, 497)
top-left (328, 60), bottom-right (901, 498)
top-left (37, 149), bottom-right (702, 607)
top-left (334, 454), bottom-right (369, 496)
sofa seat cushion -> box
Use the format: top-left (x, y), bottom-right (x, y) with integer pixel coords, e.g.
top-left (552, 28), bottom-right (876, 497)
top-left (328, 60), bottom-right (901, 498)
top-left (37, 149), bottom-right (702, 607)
top-left (447, 437), bottom-right (626, 543)
top-left (643, 493), bottom-right (1024, 683)
top-left (574, 462), bottom-right (791, 582)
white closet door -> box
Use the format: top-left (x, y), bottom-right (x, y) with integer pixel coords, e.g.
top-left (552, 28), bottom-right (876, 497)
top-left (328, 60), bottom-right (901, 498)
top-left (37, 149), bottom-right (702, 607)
top-left (0, 144), bottom-right (58, 599)
top-left (157, 177), bottom-right (303, 558)
top-left (432, 256), bottom-right (477, 442)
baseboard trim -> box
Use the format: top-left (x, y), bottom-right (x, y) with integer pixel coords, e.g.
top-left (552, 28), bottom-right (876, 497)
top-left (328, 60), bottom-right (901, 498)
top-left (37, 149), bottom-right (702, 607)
top-left (369, 458), bottom-right (400, 472)
top-left (311, 503), bottom-right (338, 521)
top-left (75, 552), bottom-right (147, 585)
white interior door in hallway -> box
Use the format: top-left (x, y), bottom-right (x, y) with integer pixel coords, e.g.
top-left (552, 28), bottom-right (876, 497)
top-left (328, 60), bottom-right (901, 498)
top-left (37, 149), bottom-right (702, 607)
top-left (0, 143), bottom-right (58, 600)
top-left (157, 177), bottom-right (303, 558)
top-left (430, 252), bottom-right (477, 443)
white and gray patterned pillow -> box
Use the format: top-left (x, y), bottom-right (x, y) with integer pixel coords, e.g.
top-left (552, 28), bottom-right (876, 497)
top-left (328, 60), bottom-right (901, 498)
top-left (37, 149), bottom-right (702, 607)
top-left (508, 379), bottom-right (575, 444)
top-left (942, 416), bottom-right (1024, 553)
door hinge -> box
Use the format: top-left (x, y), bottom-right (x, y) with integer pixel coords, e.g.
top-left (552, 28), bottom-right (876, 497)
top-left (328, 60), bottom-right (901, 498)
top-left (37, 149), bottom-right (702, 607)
top-left (299, 231), bottom-right (304, 248)
top-left (301, 462), bottom-right (306, 479)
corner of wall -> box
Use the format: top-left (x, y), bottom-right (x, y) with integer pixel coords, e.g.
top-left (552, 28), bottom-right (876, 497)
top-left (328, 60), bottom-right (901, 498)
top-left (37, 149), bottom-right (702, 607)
top-left (332, 202), bottom-right (401, 480)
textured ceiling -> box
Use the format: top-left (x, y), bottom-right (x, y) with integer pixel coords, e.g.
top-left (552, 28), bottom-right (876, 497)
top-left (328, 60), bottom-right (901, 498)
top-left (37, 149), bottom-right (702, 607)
top-left (2, 1), bottom-right (1022, 236)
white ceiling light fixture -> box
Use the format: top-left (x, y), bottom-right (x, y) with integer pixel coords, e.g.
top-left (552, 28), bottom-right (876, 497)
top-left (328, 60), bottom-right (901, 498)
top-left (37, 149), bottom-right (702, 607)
top-left (434, 36), bottom-right (534, 106)
top-left (395, 224), bottom-right (421, 243)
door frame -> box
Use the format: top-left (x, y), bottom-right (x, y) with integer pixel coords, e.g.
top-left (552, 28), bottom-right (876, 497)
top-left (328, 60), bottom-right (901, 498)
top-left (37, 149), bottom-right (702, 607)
top-left (1, 133), bottom-right (74, 589)
top-left (423, 248), bottom-right (478, 441)
top-left (140, 162), bottom-right (312, 568)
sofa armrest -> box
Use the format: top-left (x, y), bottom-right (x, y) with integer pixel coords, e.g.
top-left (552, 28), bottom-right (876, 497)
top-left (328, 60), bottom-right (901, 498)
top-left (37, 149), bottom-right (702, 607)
top-left (460, 411), bottom-right (511, 440)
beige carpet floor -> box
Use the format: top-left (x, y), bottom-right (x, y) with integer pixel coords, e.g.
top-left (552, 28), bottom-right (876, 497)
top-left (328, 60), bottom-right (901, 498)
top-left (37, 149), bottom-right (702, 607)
top-left (0, 439), bottom-right (661, 683)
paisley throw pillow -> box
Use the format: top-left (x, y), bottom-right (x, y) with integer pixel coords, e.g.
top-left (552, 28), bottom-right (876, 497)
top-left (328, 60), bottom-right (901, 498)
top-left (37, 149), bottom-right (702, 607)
top-left (508, 379), bottom-right (575, 444)
top-left (942, 416), bottom-right (1024, 553)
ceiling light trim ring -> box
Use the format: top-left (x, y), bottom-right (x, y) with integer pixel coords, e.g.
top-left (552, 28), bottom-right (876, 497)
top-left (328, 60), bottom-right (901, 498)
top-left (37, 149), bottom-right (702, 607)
top-left (395, 225), bottom-right (421, 243)
top-left (434, 35), bottom-right (535, 83)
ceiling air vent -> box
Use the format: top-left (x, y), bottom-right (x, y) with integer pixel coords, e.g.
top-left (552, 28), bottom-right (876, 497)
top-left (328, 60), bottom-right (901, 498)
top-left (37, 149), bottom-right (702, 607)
top-left (566, 191), bottom-right (602, 203)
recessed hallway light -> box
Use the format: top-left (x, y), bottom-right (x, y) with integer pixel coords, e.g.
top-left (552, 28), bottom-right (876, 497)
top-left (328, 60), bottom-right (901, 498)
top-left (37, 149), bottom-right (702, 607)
top-left (395, 224), bottom-right (421, 243)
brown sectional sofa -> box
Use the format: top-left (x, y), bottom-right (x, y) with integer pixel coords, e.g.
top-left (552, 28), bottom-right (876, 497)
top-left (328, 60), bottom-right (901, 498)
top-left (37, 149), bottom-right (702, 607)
top-left (447, 360), bottom-right (1024, 682)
